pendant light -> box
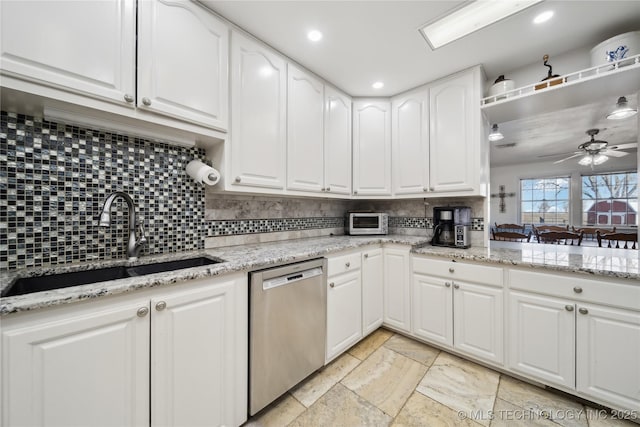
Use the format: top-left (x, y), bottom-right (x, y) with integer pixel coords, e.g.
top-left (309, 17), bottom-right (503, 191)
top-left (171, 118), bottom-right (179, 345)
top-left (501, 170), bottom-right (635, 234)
top-left (488, 124), bottom-right (504, 142)
top-left (607, 96), bottom-right (637, 120)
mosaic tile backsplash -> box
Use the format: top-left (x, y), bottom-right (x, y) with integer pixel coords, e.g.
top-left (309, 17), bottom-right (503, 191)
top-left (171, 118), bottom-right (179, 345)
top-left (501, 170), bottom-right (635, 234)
top-left (1, 111), bottom-right (485, 271)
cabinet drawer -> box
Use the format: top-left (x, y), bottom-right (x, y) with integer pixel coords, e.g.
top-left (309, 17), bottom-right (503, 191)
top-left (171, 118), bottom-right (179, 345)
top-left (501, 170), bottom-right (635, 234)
top-left (412, 256), bottom-right (503, 287)
top-left (327, 252), bottom-right (362, 277)
top-left (509, 269), bottom-right (640, 311)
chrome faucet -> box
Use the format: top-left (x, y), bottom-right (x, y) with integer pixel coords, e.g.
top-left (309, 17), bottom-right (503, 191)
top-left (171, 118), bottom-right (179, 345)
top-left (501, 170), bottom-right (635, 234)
top-left (98, 191), bottom-right (147, 260)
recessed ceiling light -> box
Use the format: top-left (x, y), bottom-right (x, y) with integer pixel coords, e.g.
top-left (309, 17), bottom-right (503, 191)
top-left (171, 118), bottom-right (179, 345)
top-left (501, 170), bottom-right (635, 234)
top-left (533, 10), bottom-right (554, 24)
top-left (307, 30), bottom-right (323, 42)
top-left (420, 0), bottom-right (542, 49)
top-left (372, 81), bottom-right (384, 89)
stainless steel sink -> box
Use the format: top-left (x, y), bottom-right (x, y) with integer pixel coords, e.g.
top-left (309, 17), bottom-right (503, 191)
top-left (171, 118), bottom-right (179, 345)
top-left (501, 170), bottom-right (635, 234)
top-left (2, 257), bottom-right (222, 298)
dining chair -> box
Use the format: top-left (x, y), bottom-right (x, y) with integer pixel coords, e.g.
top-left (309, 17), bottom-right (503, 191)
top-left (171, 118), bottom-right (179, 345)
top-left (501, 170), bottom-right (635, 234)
top-left (491, 230), bottom-right (532, 242)
top-left (533, 225), bottom-right (569, 242)
top-left (597, 232), bottom-right (638, 249)
top-left (572, 226), bottom-right (616, 240)
top-left (538, 231), bottom-right (583, 246)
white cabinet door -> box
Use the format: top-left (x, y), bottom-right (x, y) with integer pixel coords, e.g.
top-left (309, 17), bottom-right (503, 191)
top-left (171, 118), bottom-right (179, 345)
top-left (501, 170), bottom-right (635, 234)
top-left (383, 247), bottom-right (411, 332)
top-left (151, 276), bottom-right (247, 427)
top-left (287, 64), bottom-right (325, 192)
top-left (412, 274), bottom-right (453, 347)
top-left (1, 300), bottom-right (150, 427)
top-left (326, 270), bottom-right (363, 362)
top-left (429, 70), bottom-right (479, 193)
top-left (0, 0), bottom-right (136, 105)
top-left (576, 303), bottom-right (640, 411)
top-left (352, 100), bottom-right (392, 196)
top-left (230, 31), bottom-right (287, 190)
top-left (324, 86), bottom-right (352, 195)
top-left (453, 281), bottom-right (503, 365)
top-left (392, 88), bottom-right (429, 195)
top-left (362, 248), bottom-right (384, 336)
top-left (137, 0), bottom-right (228, 130)
top-left (507, 291), bottom-right (575, 388)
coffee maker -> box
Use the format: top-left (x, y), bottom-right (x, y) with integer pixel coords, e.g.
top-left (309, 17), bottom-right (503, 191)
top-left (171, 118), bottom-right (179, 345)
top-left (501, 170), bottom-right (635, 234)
top-left (431, 206), bottom-right (471, 248)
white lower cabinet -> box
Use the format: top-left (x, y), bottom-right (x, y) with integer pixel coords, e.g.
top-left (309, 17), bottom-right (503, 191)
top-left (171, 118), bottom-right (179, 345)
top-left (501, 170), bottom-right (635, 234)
top-left (507, 291), bottom-right (575, 388)
top-left (576, 303), bottom-right (640, 410)
top-left (383, 247), bottom-right (411, 333)
top-left (411, 256), bottom-right (504, 365)
top-left (362, 248), bottom-right (384, 335)
top-left (1, 273), bottom-right (247, 427)
top-left (326, 270), bottom-right (363, 362)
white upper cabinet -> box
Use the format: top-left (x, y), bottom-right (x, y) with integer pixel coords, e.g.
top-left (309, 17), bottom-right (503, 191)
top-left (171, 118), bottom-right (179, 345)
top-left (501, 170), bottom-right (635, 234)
top-left (229, 31), bottom-right (287, 190)
top-left (391, 87), bottom-right (430, 195)
top-left (287, 64), bottom-right (325, 193)
top-left (137, 0), bottom-right (228, 130)
top-left (324, 86), bottom-right (353, 195)
top-left (0, 0), bottom-right (136, 105)
top-left (429, 67), bottom-right (485, 195)
top-left (353, 100), bottom-right (392, 196)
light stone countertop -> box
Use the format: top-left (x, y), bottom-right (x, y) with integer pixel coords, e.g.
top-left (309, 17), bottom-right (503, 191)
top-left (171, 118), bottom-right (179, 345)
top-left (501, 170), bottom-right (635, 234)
top-left (1, 235), bottom-right (638, 316)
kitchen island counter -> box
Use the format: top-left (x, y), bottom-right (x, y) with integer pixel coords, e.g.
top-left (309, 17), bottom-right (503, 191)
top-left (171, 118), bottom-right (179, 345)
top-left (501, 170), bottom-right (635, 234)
top-left (2, 235), bottom-right (638, 315)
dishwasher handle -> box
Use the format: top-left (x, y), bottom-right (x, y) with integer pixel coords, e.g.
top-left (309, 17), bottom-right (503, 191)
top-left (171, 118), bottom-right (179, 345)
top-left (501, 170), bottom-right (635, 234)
top-left (262, 267), bottom-right (324, 290)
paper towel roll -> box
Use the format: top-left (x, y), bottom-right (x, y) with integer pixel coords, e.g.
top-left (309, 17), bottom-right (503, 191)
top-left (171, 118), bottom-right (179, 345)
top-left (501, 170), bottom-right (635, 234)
top-left (186, 159), bottom-right (221, 186)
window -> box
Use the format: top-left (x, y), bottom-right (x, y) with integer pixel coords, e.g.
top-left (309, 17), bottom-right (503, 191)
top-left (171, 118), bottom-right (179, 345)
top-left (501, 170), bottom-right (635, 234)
top-left (582, 171), bottom-right (637, 226)
top-left (520, 177), bottom-right (570, 225)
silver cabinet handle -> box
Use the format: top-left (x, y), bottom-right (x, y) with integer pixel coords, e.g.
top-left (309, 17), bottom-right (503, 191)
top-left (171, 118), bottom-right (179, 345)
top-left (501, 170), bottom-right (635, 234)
top-left (364, 253), bottom-right (369, 259)
top-left (329, 282), bottom-right (335, 288)
top-left (453, 283), bottom-right (460, 289)
top-left (156, 301), bottom-right (167, 311)
top-left (142, 97), bottom-right (152, 106)
top-left (137, 307), bottom-right (149, 317)
top-left (235, 176), bottom-right (241, 183)
top-left (578, 307), bottom-right (588, 315)
top-left (124, 94), bottom-right (134, 103)
top-left (449, 268), bottom-right (455, 273)
top-left (345, 262), bottom-right (350, 268)
top-left (565, 305), bottom-right (574, 312)
top-left (445, 282), bottom-right (451, 288)
top-left (573, 286), bottom-right (583, 294)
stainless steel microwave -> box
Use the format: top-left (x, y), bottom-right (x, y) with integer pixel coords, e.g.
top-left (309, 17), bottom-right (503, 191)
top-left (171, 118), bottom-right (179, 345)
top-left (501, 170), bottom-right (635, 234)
top-left (347, 213), bottom-right (389, 235)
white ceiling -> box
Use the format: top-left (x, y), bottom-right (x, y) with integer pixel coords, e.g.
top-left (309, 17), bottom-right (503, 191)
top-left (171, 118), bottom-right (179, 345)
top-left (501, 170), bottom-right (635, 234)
top-left (201, 0), bottom-right (640, 97)
top-left (200, 0), bottom-right (639, 167)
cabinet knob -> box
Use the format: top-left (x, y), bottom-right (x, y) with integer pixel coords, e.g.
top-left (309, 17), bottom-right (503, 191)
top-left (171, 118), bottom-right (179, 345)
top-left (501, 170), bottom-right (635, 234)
top-left (429, 186), bottom-right (435, 191)
top-left (142, 97), bottom-right (152, 106)
top-left (578, 307), bottom-right (588, 315)
top-left (453, 283), bottom-right (460, 289)
top-left (124, 94), bottom-right (134, 103)
top-left (326, 187), bottom-right (331, 192)
top-left (137, 307), bottom-right (149, 317)
top-left (573, 286), bottom-right (583, 294)
top-left (353, 190), bottom-right (358, 195)
top-left (156, 301), bottom-right (167, 311)
top-left (449, 267), bottom-right (455, 273)
top-left (445, 282), bottom-right (451, 288)
top-left (565, 305), bottom-right (574, 312)
top-left (235, 176), bottom-right (241, 183)
top-left (345, 262), bottom-right (350, 268)
top-left (364, 253), bottom-right (369, 259)
top-left (321, 188), bottom-right (326, 192)
top-left (423, 187), bottom-right (428, 192)
top-left (329, 282), bottom-right (335, 288)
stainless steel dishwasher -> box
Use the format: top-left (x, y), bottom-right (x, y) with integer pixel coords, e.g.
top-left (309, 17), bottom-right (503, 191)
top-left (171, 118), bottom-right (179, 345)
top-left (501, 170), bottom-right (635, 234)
top-left (249, 258), bottom-right (327, 415)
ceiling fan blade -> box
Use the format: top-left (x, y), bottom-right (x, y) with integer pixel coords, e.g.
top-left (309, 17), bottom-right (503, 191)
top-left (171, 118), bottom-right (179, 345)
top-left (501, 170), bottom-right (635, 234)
top-left (609, 143), bottom-right (638, 150)
top-left (553, 153), bottom-right (583, 164)
top-left (538, 151), bottom-right (580, 159)
top-left (602, 149), bottom-right (628, 158)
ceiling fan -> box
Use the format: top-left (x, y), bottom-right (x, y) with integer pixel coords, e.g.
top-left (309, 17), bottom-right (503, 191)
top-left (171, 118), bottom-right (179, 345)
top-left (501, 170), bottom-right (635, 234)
top-left (548, 129), bottom-right (637, 167)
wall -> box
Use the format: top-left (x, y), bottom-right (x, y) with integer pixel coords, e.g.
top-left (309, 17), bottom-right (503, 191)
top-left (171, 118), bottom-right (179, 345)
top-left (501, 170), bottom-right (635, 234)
top-left (490, 156), bottom-right (637, 227)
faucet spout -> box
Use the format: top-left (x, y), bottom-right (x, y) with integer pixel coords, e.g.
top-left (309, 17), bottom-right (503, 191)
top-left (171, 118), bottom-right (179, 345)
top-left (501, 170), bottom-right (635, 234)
top-left (98, 191), bottom-right (148, 260)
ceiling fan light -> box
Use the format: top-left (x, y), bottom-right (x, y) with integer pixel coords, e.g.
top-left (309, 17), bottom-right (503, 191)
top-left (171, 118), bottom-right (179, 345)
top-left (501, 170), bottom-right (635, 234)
top-left (607, 96), bottom-right (638, 120)
top-left (488, 123), bottom-right (504, 142)
top-left (593, 154), bottom-right (609, 165)
top-left (578, 155), bottom-right (593, 166)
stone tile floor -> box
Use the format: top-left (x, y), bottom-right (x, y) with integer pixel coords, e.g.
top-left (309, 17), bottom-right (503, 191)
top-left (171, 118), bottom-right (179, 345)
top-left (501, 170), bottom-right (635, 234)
top-left (246, 329), bottom-right (638, 427)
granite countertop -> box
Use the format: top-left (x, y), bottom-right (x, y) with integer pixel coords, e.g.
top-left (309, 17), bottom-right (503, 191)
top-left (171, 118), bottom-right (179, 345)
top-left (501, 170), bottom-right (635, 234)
top-left (1, 235), bottom-right (638, 316)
